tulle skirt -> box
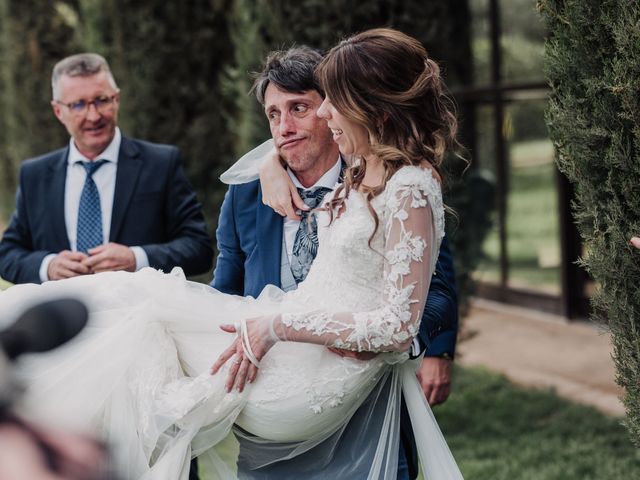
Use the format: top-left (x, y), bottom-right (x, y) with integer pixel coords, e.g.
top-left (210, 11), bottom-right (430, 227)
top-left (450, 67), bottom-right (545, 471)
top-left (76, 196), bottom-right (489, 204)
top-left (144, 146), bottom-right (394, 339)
top-left (2, 268), bottom-right (462, 479)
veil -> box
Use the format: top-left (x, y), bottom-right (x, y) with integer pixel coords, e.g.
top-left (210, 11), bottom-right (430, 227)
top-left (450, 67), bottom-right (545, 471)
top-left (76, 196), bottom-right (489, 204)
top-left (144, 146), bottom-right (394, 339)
top-left (219, 140), bottom-right (274, 185)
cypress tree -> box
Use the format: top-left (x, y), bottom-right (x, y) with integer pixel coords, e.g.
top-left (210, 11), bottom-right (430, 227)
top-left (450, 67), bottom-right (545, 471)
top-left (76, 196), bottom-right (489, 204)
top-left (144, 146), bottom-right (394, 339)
top-left (0, 0), bottom-right (79, 213)
top-left (87, 0), bottom-right (237, 211)
top-left (540, 0), bottom-right (640, 444)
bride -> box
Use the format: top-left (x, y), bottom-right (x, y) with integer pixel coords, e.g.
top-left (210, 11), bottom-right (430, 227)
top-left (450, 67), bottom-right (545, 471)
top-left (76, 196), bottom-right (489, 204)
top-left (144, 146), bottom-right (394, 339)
top-left (4, 28), bottom-right (463, 479)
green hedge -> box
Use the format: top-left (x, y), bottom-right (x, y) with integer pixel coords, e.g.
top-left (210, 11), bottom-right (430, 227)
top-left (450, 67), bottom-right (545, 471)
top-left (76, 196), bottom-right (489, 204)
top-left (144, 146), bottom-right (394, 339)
top-left (540, 0), bottom-right (640, 445)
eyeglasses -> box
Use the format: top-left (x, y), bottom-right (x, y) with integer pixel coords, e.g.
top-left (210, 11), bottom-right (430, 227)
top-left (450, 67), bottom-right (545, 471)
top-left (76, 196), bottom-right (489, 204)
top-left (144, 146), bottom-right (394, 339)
top-left (55, 93), bottom-right (119, 116)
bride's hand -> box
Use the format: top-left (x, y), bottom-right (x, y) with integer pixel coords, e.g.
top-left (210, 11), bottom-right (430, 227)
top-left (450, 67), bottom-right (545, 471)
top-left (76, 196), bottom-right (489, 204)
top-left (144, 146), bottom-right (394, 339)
top-left (259, 150), bottom-right (307, 220)
top-left (210, 315), bottom-right (279, 393)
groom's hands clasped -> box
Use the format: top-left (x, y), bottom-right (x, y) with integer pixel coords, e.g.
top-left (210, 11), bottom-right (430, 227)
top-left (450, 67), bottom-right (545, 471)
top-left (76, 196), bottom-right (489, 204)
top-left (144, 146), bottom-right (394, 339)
top-left (210, 315), bottom-right (281, 393)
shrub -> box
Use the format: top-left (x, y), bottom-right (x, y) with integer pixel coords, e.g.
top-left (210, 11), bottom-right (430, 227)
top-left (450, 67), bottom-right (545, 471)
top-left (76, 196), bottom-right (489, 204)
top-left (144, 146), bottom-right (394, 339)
top-left (540, 0), bottom-right (640, 445)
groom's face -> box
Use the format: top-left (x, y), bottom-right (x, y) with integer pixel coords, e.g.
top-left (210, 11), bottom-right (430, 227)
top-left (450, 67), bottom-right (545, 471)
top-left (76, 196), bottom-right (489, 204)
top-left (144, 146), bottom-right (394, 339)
top-left (264, 84), bottom-right (338, 186)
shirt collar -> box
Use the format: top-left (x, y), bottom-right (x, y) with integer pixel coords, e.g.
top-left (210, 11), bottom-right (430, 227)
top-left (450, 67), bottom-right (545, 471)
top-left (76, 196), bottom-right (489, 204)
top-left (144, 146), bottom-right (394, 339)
top-left (67, 127), bottom-right (122, 165)
top-left (287, 156), bottom-right (342, 190)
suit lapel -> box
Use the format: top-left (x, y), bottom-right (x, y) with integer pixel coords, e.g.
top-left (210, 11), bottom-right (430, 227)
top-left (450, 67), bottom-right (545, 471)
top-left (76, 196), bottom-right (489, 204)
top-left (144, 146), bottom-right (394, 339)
top-left (110, 136), bottom-right (142, 241)
top-left (47, 148), bottom-right (71, 250)
top-left (256, 187), bottom-right (283, 288)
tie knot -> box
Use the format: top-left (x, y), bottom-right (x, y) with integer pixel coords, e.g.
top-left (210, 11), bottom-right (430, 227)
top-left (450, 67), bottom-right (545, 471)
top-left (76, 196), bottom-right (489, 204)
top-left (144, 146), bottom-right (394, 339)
top-left (79, 159), bottom-right (107, 178)
top-left (297, 187), bottom-right (332, 210)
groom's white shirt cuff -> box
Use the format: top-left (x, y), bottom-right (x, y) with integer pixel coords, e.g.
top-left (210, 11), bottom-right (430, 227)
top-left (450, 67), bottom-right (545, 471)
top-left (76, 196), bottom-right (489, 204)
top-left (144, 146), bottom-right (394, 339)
top-left (409, 338), bottom-right (422, 359)
top-left (131, 247), bottom-right (149, 270)
top-left (39, 254), bottom-right (56, 283)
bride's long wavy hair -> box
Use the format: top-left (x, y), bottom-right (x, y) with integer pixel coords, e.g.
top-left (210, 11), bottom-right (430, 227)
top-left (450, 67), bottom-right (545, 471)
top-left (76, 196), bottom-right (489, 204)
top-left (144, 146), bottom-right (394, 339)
top-left (316, 28), bottom-right (461, 242)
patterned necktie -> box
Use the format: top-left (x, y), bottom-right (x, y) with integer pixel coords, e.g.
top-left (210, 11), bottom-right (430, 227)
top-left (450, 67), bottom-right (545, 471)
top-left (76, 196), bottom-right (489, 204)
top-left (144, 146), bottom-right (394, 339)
top-left (290, 186), bottom-right (333, 283)
top-left (76, 160), bottom-right (107, 253)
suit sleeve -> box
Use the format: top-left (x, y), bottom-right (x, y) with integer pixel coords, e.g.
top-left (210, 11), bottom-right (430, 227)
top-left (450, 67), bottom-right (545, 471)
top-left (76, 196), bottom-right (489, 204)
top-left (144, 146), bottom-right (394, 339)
top-left (418, 235), bottom-right (459, 358)
top-left (210, 186), bottom-right (246, 295)
top-left (0, 168), bottom-right (50, 284)
top-left (141, 148), bottom-right (214, 276)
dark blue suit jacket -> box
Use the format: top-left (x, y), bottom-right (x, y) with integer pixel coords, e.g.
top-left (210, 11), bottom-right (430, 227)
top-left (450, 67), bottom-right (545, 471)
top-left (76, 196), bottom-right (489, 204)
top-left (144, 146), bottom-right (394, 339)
top-left (212, 179), bottom-right (458, 357)
top-left (0, 136), bottom-right (213, 284)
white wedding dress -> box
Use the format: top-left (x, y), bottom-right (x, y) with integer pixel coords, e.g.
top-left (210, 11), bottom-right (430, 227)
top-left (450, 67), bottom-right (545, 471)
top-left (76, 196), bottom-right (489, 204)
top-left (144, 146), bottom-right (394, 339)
top-left (3, 165), bottom-right (462, 479)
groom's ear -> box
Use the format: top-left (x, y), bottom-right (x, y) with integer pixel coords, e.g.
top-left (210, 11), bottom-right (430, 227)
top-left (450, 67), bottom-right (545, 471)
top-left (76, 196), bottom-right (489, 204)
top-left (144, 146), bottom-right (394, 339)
top-left (52, 100), bottom-right (64, 122)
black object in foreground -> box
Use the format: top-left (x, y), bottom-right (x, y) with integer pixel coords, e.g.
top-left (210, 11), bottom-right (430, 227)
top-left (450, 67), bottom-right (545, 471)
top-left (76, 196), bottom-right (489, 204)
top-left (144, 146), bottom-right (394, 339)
top-left (0, 298), bottom-right (89, 360)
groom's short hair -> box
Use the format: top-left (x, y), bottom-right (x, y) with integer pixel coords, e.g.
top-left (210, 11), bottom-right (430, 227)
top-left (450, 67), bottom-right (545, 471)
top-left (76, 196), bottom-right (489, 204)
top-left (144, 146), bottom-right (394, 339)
top-left (252, 46), bottom-right (324, 104)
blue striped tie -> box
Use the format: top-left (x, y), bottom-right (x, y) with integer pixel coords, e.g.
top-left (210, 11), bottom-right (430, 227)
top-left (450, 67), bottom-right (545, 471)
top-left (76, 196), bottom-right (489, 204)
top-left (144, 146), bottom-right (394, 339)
top-left (76, 160), bottom-right (107, 253)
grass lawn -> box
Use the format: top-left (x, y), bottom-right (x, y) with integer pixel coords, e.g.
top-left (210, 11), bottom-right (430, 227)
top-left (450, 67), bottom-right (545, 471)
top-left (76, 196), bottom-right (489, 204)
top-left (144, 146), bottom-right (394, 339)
top-left (433, 367), bottom-right (640, 479)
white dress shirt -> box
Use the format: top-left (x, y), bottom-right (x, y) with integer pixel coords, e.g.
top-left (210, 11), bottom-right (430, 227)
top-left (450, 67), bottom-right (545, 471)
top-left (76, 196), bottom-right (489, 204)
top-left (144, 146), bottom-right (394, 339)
top-left (39, 128), bottom-right (149, 282)
top-left (283, 158), bottom-right (342, 264)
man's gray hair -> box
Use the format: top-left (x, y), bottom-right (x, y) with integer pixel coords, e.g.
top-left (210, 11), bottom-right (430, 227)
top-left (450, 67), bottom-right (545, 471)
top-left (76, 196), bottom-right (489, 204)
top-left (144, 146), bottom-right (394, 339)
top-left (51, 53), bottom-right (118, 100)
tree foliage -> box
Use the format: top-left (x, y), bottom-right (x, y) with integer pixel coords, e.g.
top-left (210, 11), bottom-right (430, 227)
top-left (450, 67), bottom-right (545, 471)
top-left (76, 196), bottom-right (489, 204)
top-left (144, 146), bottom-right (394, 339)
top-left (0, 0), bottom-right (78, 217)
top-left (539, 0), bottom-right (640, 444)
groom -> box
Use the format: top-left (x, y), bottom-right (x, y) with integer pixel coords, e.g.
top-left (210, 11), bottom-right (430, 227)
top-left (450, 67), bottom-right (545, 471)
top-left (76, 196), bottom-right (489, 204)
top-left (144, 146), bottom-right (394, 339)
top-left (212, 47), bottom-right (458, 479)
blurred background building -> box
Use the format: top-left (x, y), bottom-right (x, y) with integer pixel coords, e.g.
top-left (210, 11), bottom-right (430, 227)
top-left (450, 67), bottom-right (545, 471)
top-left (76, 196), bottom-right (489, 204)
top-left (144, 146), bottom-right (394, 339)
top-left (462, 0), bottom-right (589, 319)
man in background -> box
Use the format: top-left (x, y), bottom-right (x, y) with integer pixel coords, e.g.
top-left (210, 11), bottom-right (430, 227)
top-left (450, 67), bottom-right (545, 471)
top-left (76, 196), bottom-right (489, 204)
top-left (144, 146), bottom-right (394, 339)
top-left (0, 53), bottom-right (212, 285)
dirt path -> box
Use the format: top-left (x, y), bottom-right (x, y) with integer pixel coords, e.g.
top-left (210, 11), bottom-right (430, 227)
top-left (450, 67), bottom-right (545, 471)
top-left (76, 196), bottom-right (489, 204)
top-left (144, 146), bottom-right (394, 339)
top-left (458, 299), bottom-right (624, 416)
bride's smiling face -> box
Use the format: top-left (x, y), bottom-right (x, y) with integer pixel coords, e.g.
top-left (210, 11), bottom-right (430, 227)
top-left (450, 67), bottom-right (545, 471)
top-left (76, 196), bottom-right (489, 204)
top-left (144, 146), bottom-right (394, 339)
top-left (317, 97), bottom-right (369, 157)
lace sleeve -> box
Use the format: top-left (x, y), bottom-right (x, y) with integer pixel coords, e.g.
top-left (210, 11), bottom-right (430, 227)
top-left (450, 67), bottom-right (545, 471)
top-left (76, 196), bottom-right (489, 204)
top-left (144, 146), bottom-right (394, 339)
top-left (276, 169), bottom-right (440, 352)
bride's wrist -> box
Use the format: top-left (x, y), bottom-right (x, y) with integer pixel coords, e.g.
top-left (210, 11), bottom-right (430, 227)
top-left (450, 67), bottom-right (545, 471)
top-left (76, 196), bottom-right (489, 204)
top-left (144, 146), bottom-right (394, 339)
top-left (258, 150), bottom-right (284, 176)
top-left (269, 314), bottom-right (284, 342)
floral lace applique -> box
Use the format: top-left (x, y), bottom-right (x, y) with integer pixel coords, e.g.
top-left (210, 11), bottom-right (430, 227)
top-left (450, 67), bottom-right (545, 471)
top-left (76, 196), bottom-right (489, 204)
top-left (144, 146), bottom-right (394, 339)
top-left (281, 166), bottom-right (442, 352)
